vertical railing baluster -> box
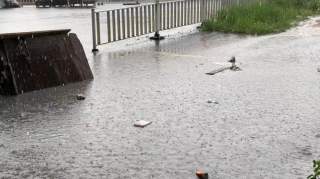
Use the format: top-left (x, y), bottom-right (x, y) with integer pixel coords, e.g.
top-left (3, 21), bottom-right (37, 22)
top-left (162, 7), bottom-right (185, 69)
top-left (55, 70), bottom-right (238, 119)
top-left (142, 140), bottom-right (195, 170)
top-left (131, 8), bottom-right (135, 36)
top-left (204, 0), bottom-right (208, 20)
top-left (122, 9), bottom-right (125, 40)
top-left (191, 0), bottom-right (195, 24)
top-left (110, 11), bottom-right (116, 41)
top-left (212, 0), bottom-right (214, 18)
top-left (144, 6), bottom-right (147, 34)
top-left (212, 0), bottom-right (215, 18)
top-left (163, 3), bottom-right (166, 30)
top-left (188, 0), bottom-right (191, 24)
top-left (200, 0), bottom-right (204, 21)
top-left (148, 5), bottom-right (152, 33)
top-left (206, 0), bottom-right (209, 18)
top-left (193, 0), bottom-right (196, 23)
top-left (159, 3), bottom-right (162, 30)
top-left (208, 0), bottom-right (211, 19)
top-left (207, 0), bottom-right (209, 18)
top-left (213, 0), bottom-right (216, 18)
top-left (190, 0), bottom-right (194, 24)
top-left (215, 0), bottom-right (218, 16)
top-left (203, 0), bottom-right (206, 20)
top-left (174, 1), bottom-right (177, 27)
top-left (107, 11), bottom-right (111, 42)
top-left (127, 8), bottom-right (130, 38)
top-left (181, 1), bottom-right (184, 26)
top-left (180, 1), bottom-right (183, 26)
top-left (91, 9), bottom-right (97, 51)
top-left (171, 2), bottom-right (174, 28)
top-left (112, 10), bottom-right (116, 41)
top-left (215, 0), bottom-right (218, 17)
top-left (184, 0), bottom-right (186, 24)
top-left (194, 0), bottom-right (197, 23)
top-left (96, 12), bottom-right (101, 45)
top-left (166, 2), bottom-right (170, 29)
top-left (166, 3), bottom-right (169, 29)
top-left (197, 0), bottom-right (203, 22)
top-left (212, 0), bottom-right (214, 17)
top-left (209, 0), bottom-right (213, 18)
top-left (208, 0), bottom-right (212, 18)
top-left (177, 1), bottom-right (180, 26)
top-left (182, 1), bottom-right (187, 25)
top-left (140, 6), bottom-right (143, 35)
top-left (117, 9), bottom-right (120, 40)
top-left (153, 4), bottom-right (156, 32)
top-left (184, 0), bottom-right (188, 25)
top-left (135, 7), bottom-right (139, 36)
top-left (190, 0), bottom-right (193, 24)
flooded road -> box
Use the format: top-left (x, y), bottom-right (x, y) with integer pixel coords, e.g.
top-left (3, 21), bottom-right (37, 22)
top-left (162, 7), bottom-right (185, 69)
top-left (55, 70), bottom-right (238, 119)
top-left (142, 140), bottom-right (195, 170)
top-left (1, 6), bottom-right (320, 179)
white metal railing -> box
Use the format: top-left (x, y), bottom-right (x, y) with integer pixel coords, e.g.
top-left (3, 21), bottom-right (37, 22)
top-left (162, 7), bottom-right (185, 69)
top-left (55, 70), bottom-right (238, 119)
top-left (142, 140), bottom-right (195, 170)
top-left (91, 0), bottom-right (255, 51)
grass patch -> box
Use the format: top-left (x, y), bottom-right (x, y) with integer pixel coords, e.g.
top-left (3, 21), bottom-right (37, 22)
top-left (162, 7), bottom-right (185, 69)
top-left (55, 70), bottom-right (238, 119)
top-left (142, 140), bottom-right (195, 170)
top-left (201, 0), bottom-right (320, 35)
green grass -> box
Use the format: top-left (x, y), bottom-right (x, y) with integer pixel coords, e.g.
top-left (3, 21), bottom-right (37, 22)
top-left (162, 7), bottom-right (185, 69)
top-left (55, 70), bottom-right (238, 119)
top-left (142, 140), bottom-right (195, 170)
top-left (308, 160), bottom-right (320, 179)
top-left (201, 0), bottom-right (320, 35)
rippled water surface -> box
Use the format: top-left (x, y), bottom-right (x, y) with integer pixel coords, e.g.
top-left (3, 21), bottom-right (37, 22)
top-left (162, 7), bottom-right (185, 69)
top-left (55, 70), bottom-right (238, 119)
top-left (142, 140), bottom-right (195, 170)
top-left (0, 6), bottom-right (320, 179)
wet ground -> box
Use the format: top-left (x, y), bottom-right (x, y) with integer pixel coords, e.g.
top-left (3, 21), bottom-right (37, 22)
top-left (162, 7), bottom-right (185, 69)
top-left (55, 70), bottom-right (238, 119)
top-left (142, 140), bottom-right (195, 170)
top-left (1, 5), bottom-right (320, 179)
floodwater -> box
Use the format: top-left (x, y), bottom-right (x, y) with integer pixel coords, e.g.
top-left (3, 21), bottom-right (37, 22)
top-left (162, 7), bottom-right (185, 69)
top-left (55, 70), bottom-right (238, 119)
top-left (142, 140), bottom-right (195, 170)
top-left (1, 5), bottom-right (320, 179)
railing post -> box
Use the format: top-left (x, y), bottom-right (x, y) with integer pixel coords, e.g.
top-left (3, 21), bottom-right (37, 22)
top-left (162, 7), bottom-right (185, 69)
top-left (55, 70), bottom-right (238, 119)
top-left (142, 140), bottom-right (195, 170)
top-left (96, 12), bottom-right (101, 45)
top-left (200, 0), bottom-right (204, 21)
top-left (150, 0), bottom-right (164, 40)
top-left (91, 8), bottom-right (98, 52)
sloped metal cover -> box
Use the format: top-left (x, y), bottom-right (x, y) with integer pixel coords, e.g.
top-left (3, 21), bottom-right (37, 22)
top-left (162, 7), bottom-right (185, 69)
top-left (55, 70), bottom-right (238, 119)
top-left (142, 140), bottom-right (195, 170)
top-left (0, 29), bottom-right (93, 95)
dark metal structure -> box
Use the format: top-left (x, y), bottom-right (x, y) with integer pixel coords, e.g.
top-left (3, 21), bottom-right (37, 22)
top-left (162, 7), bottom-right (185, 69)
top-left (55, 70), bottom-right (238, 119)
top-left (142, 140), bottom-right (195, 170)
top-left (34, 0), bottom-right (96, 7)
top-left (0, 29), bottom-right (93, 95)
top-left (51, 0), bottom-right (68, 6)
top-left (35, 0), bottom-right (52, 7)
top-left (3, 0), bottom-right (20, 8)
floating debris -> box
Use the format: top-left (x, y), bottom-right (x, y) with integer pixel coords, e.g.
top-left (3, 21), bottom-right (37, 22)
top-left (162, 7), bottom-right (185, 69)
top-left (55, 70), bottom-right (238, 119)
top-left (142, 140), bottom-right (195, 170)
top-left (196, 170), bottom-right (209, 179)
top-left (207, 100), bottom-right (218, 104)
top-left (76, 94), bottom-right (86, 100)
top-left (206, 56), bottom-right (241, 75)
top-left (317, 67), bottom-right (320, 72)
top-left (134, 120), bottom-right (152, 128)
top-left (228, 56), bottom-right (236, 64)
top-left (206, 67), bottom-right (230, 75)
top-left (229, 56), bottom-right (242, 71)
top-left (230, 65), bottom-right (242, 71)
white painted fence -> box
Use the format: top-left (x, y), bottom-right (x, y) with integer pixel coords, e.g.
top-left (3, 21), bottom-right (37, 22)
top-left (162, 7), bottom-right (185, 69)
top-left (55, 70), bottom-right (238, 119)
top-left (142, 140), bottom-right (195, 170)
top-left (91, 0), bottom-right (255, 51)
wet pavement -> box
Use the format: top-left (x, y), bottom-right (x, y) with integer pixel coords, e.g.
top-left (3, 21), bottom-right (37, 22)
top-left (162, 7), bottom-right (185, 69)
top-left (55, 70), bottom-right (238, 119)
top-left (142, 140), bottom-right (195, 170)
top-left (1, 6), bottom-right (320, 179)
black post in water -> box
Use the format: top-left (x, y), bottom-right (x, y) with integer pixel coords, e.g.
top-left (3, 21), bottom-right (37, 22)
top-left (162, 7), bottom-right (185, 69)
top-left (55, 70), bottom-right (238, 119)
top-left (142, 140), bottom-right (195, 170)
top-left (91, 8), bottom-right (99, 52)
top-left (150, 0), bottom-right (164, 40)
